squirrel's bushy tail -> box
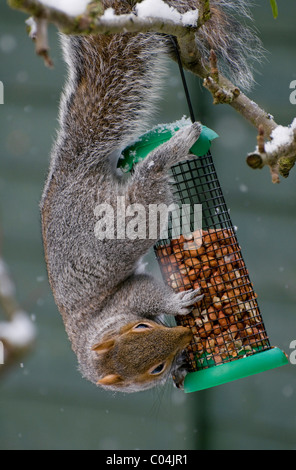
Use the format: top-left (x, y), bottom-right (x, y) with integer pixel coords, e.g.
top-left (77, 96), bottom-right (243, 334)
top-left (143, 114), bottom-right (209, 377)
top-left (167, 0), bottom-right (264, 90)
top-left (196, 0), bottom-right (264, 89)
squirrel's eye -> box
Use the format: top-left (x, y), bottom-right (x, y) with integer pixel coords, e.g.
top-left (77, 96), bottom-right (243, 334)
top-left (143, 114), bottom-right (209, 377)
top-left (151, 363), bottom-right (165, 375)
top-left (133, 323), bottom-right (152, 330)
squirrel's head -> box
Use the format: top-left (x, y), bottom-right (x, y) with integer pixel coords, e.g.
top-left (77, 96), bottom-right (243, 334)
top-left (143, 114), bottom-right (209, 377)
top-left (91, 320), bottom-right (192, 393)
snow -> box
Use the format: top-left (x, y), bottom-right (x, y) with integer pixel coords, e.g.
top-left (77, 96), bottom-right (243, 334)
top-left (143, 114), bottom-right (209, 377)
top-left (264, 118), bottom-right (296, 154)
top-left (37, 0), bottom-right (199, 25)
top-left (0, 311), bottom-right (36, 348)
top-left (136, 0), bottom-right (181, 23)
top-left (239, 183), bottom-right (248, 193)
top-left (102, 8), bottom-right (117, 20)
top-left (180, 9), bottom-right (200, 27)
top-left (25, 17), bottom-right (37, 39)
top-left (135, 0), bottom-right (199, 26)
top-left (38, 0), bottom-right (90, 16)
top-left (0, 34), bottom-right (17, 54)
top-left (150, 115), bottom-right (192, 135)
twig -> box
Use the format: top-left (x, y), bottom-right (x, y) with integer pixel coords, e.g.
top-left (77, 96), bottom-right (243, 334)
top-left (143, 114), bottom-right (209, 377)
top-left (35, 18), bottom-right (54, 67)
top-left (26, 16), bottom-right (54, 67)
top-left (209, 49), bottom-right (219, 83)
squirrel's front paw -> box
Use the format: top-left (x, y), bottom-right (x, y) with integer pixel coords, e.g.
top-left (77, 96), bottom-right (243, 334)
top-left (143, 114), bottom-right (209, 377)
top-left (164, 122), bottom-right (201, 168)
top-left (181, 121), bottom-right (202, 149)
top-left (173, 121), bottom-right (202, 153)
top-left (174, 288), bottom-right (203, 316)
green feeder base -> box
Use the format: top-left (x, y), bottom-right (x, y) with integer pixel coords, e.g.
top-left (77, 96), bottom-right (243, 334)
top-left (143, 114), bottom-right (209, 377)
top-left (184, 347), bottom-right (289, 393)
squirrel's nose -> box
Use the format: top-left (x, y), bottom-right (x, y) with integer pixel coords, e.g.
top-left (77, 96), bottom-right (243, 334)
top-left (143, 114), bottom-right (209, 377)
top-left (176, 325), bottom-right (193, 343)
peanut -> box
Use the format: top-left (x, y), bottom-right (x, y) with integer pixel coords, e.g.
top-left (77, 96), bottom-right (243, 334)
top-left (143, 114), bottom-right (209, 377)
top-left (188, 269), bottom-right (198, 282)
top-left (184, 257), bottom-right (202, 269)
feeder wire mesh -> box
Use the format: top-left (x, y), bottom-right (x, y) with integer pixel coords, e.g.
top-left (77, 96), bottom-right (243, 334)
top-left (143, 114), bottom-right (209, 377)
top-left (155, 151), bottom-right (271, 373)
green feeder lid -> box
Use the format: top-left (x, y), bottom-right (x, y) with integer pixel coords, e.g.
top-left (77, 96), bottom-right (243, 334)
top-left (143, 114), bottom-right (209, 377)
top-left (184, 347), bottom-right (289, 393)
top-left (118, 118), bottom-right (219, 172)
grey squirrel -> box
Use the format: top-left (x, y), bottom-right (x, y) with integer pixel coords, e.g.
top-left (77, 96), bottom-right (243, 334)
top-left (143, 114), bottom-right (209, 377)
top-left (40, 0), bottom-right (262, 393)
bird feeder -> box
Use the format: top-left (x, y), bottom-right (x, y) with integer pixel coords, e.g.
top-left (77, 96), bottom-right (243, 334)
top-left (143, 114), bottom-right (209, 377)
top-left (118, 121), bottom-right (288, 393)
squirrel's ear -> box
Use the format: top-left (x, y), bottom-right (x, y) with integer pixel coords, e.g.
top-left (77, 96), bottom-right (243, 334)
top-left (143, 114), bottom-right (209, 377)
top-left (91, 339), bottom-right (115, 354)
top-left (97, 374), bottom-right (123, 386)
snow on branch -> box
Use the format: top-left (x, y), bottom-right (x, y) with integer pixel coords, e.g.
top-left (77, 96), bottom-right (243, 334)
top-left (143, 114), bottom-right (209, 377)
top-left (9, 0), bottom-right (201, 37)
top-left (246, 120), bottom-right (296, 183)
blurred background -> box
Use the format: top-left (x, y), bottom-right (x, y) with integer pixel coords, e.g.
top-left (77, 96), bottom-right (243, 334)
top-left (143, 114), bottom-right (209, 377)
top-left (0, 0), bottom-right (295, 450)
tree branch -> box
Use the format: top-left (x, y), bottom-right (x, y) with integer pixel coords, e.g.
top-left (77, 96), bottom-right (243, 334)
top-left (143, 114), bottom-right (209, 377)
top-left (7, 0), bottom-right (296, 182)
top-left (8, 0), bottom-right (199, 37)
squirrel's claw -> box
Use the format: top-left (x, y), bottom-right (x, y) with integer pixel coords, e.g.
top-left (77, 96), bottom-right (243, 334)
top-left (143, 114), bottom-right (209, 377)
top-left (175, 288), bottom-right (204, 316)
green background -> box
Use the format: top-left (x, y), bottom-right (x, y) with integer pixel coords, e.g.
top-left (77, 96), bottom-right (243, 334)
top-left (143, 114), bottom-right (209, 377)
top-left (0, 1), bottom-right (295, 450)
